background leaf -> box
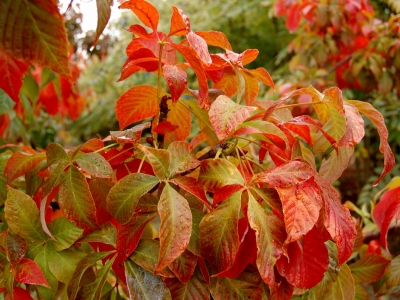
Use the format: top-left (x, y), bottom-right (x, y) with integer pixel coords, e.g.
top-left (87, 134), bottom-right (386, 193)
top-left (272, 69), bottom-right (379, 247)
top-left (94, 0), bottom-right (113, 46)
top-left (349, 253), bottom-right (389, 284)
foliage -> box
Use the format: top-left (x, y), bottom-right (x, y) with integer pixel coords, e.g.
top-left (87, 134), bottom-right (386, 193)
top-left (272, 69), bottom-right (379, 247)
top-left (0, 1), bottom-right (400, 300)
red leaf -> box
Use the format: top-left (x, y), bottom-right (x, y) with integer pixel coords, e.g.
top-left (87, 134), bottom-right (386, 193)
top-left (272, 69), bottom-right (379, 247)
top-left (0, 114), bottom-right (10, 138)
top-left (0, 49), bottom-right (29, 102)
top-left (347, 100), bottom-right (396, 185)
top-left (126, 24), bottom-right (152, 39)
top-left (245, 68), bottom-right (274, 90)
top-left (213, 184), bottom-right (244, 207)
top-left (7, 287), bottom-right (33, 300)
top-left (116, 85), bottom-right (159, 129)
top-left (276, 227), bottom-right (329, 289)
top-left (283, 122), bottom-right (312, 145)
top-left (186, 32), bottom-right (212, 65)
top-left (153, 121), bottom-right (179, 135)
top-left (372, 186), bottom-right (400, 251)
top-left (126, 158), bottom-right (155, 176)
top-left (285, 3), bottom-right (302, 32)
top-left (5, 231), bottom-right (26, 269)
top-left (89, 178), bottom-right (114, 224)
top-left (119, 48), bottom-right (159, 81)
top-left (80, 139), bottom-right (104, 153)
top-left (38, 81), bottom-right (59, 115)
top-left (168, 6), bottom-right (190, 37)
top-left (171, 176), bottom-right (211, 211)
top-left (270, 276), bottom-right (294, 300)
top-left (165, 99), bottom-right (191, 142)
top-left (163, 65), bottom-right (187, 103)
top-left (213, 67), bottom-right (237, 98)
top-left (116, 212), bottom-right (157, 259)
top-left (15, 258), bottom-right (50, 287)
top-left (337, 102), bottom-right (365, 147)
top-left (242, 70), bottom-right (259, 105)
top-left (4, 152), bottom-right (46, 184)
top-left (195, 31), bottom-right (232, 50)
top-left (315, 175), bottom-right (356, 265)
top-left (169, 249), bottom-right (198, 283)
top-left (120, 0), bottom-right (159, 31)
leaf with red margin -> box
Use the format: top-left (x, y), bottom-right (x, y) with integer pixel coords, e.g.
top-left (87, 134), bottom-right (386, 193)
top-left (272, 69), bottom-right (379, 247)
top-left (0, 50), bottom-right (29, 102)
top-left (187, 32), bottom-right (212, 65)
top-left (198, 159), bottom-right (245, 192)
top-left (169, 249), bottom-right (198, 283)
top-left (209, 95), bottom-right (257, 141)
top-left (94, 0), bottom-right (113, 46)
top-left (165, 99), bottom-right (191, 142)
top-left (163, 65), bottom-right (187, 103)
top-left (276, 177), bottom-right (322, 243)
top-left (315, 175), bottom-right (356, 265)
top-left (213, 67), bottom-right (237, 97)
top-left (126, 24), bottom-right (152, 39)
top-left (199, 190), bottom-right (242, 273)
top-left (349, 253), bottom-right (389, 284)
top-left (59, 165), bottom-right (98, 230)
top-left (168, 141), bottom-right (199, 176)
top-left (213, 184), bottom-right (244, 207)
top-left (195, 31), bottom-right (232, 50)
top-left (347, 100), bottom-right (395, 186)
top-left (253, 160), bottom-right (316, 188)
top-left (168, 6), bottom-right (190, 37)
top-left (165, 266), bottom-right (210, 300)
top-left (116, 212), bottom-right (157, 259)
top-left (0, 0), bottom-right (71, 78)
top-left (247, 195), bottom-right (286, 286)
top-left (170, 43), bottom-right (209, 109)
top-left (276, 227), bottom-right (329, 289)
top-left (242, 70), bottom-right (259, 105)
top-left (337, 102), bottom-right (365, 147)
top-left (171, 177), bottom-right (210, 210)
top-left (4, 152), bottom-right (46, 184)
top-left (157, 183), bottom-right (192, 271)
top-left (245, 68), bottom-right (274, 90)
top-left (116, 85), bottom-right (159, 130)
top-left (15, 258), bottom-right (50, 287)
top-left (120, 0), bottom-right (159, 31)
top-left (119, 48), bottom-right (159, 81)
top-left (153, 121), bottom-right (179, 135)
top-left (372, 186), bottom-right (400, 251)
top-left (5, 231), bottom-right (26, 269)
top-left (111, 122), bottom-right (151, 144)
top-left (319, 146), bottom-right (354, 183)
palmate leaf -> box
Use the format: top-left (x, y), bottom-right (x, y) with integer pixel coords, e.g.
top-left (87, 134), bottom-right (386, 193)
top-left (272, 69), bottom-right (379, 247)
top-left (15, 258), bottom-right (50, 287)
top-left (0, 0), bottom-right (71, 78)
top-left (94, 0), bottom-right (113, 46)
top-left (349, 253), bottom-right (389, 284)
top-left (347, 100), bottom-right (395, 185)
top-left (4, 152), bottom-right (46, 184)
top-left (247, 195), bottom-right (286, 287)
top-left (125, 260), bottom-right (172, 300)
top-left (157, 183), bottom-right (192, 271)
top-left (199, 190), bottom-right (242, 273)
top-left (59, 165), bottom-right (98, 230)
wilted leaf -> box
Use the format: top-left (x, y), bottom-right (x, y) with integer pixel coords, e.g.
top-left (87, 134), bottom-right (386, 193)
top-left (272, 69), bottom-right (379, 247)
top-left (157, 184), bottom-right (192, 271)
top-left (349, 253), bottom-right (389, 283)
top-left (4, 152), bottom-right (46, 184)
top-left (74, 152), bottom-right (113, 178)
top-left (15, 258), bottom-right (50, 287)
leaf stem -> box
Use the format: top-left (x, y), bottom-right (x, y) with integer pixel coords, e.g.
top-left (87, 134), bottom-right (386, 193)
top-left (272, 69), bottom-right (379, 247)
top-left (94, 142), bottom-right (119, 153)
top-left (137, 154), bottom-right (146, 173)
top-left (235, 136), bottom-right (289, 163)
top-left (275, 100), bottom-right (322, 110)
top-left (105, 145), bottom-right (136, 162)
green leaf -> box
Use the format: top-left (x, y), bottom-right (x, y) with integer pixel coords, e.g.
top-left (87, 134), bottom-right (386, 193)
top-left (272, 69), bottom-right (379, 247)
top-left (59, 165), bottom-right (98, 229)
top-left (74, 152), bottom-right (113, 178)
top-left (42, 161), bottom-right (68, 196)
top-left (5, 187), bottom-right (47, 243)
top-left (321, 103), bottom-right (346, 142)
top-left (349, 253), bottom-right (389, 284)
top-left (26, 160), bottom-right (46, 197)
top-left (0, 89), bottom-right (15, 114)
top-left (94, 0), bottom-right (113, 46)
top-left (34, 245), bottom-right (59, 299)
top-left (78, 222), bottom-right (117, 247)
top-left (0, 0), bottom-right (71, 77)
top-left (199, 190), bottom-right (242, 272)
top-left (138, 145), bottom-right (170, 180)
top-left (247, 195), bottom-right (286, 286)
top-left (324, 263), bottom-right (355, 300)
top-left (47, 217), bottom-right (84, 251)
top-left (198, 159), bottom-right (244, 192)
top-left (168, 141), bottom-right (200, 176)
top-left (157, 183), bottom-right (192, 271)
top-left (4, 152), bottom-right (46, 184)
top-left (77, 255), bottom-right (117, 300)
top-left (186, 208), bottom-right (204, 257)
top-left (210, 273), bottom-right (263, 300)
top-left (106, 173), bottom-right (159, 224)
top-left (67, 250), bottom-right (116, 300)
top-left (48, 248), bottom-right (84, 284)
top-left (45, 143), bottom-right (71, 167)
top-left (125, 260), bottom-right (172, 300)
top-left (319, 147), bottom-right (354, 183)
top-left (130, 239), bottom-right (176, 278)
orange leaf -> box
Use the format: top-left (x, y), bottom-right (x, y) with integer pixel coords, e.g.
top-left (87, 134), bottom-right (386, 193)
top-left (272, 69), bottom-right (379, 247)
top-left (195, 31), bottom-right (232, 50)
top-left (163, 65), bottom-right (187, 103)
top-left (241, 49), bottom-right (259, 66)
top-left (242, 70), bottom-right (259, 105)
top-left (187, 32), bottom-right (212, 65)
top-left (4, 152), bottom-right (46, 185)
top-left (120, 0), bottom-right (159, 32)
top-left (245, 68), bottom-right (274, 90)
top-left (168, 6), bottom-right (190, 37)
top-left (165, 100), bottom-right (191, 142)
top-left (213, 67), bottom-right (237, 98)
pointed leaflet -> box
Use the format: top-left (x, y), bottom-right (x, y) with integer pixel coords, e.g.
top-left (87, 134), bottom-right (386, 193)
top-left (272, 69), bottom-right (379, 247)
top-left (5, 187), bottom-right (47, 243)
top-left (34, 246), bottom-right (59, 299)
top-left (210, 273), bottom-right (263, 300)
top-left (106, 173), bottom-right (158, 224)
top-left (125, 260), bottom-right (172, 300)
top-left (209, 95), bottom-right (257, 141)
top-left (276, 227), bottom-right (329, 289)
top-left (8, 287), bottom-right (33, 300)
top-left (59, 165), bottom-right (98, 229)
top-left (74, 152), bottom-right (113, 178)
top-left (138, 145), bottom-right (170, 180)
top-left (0, 49), bottom-right (29, 102)
top-left (165, 267), bottom-right (210, 300)
top-left (169, 249), bottom-right (197, 284)
top-left (186, 209), bottom-right (205, 256)
top-left (199, 190), bottom-right (242, 272)
top-left (347, 100), bottom-right (395, 185)
top-left (45, 142), bottom-right (70, 166)
top-left (5, 231), bottom-right (26, 269)
top-left (157, 183), bottom-right (192, 271)
top-left (0, 0), bottom-right (70, 77)
top-left (4, 152), bottom-right (46, 184)
top-left (168, 6), bottom-right (190, 37)
top-left (163, 65), bottom-right (187, 103)
top-left (253, 160), bottom-right (316, 188)
top-left (130, 239), bottom-right (175, 278)
top-left (373, 186), bottom-right (400, 251)
top-left (15, 258), bottom-right (50, 287)
top-left (120, 0), bottom-right (159, 32)
top-left (198, 158), bottom-right (245, 192)
top-left (116, 85), bottom-right (159, 129)
top-left (111, 122), bottom-right (151, 144)
top-left (315, 175), bottom-right (356, 265)
top-left (213, 67), bottom-right (237, 98)
top-left (94, 0), bottom-right (113, 46)
top-left (89, 177), bottom-right (114, 224)
top-left (67, 251), bottom-right (116, 300)
top-left (116, 212), bottom-right (157, 259)
top-left (119, 48), bottom-right (159, 81)
top-left (46, 217), bottom-right (84, 251)
top-left (319, 147), bottom-right (354, 183)
top-left (195, 31), bottom-right (232, 50)
top-left (165, 99), bottom-right (191, 142)
top-left (247, 195), bottom-right (286, 286)
top-left (187, 31), bottom-right (212, 65)
top-left (213, 184), bottom-right (244, 207)
top-left (168, 141), bottom-right (200, 176)
top-left (127, 24), bottom-right (153, 39)
top-left (48, 249), bottom-right (84, 284)
top-left (242, 69), bottom-right (259, 105)
top-left (323, 263), bottom-right (355, 300)
top-left (337, 102), bottom-right (365, 147)
top-left (349, 253), bottom-right (389, 283)
top-left (276, 177), bottom-right (323, 243)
